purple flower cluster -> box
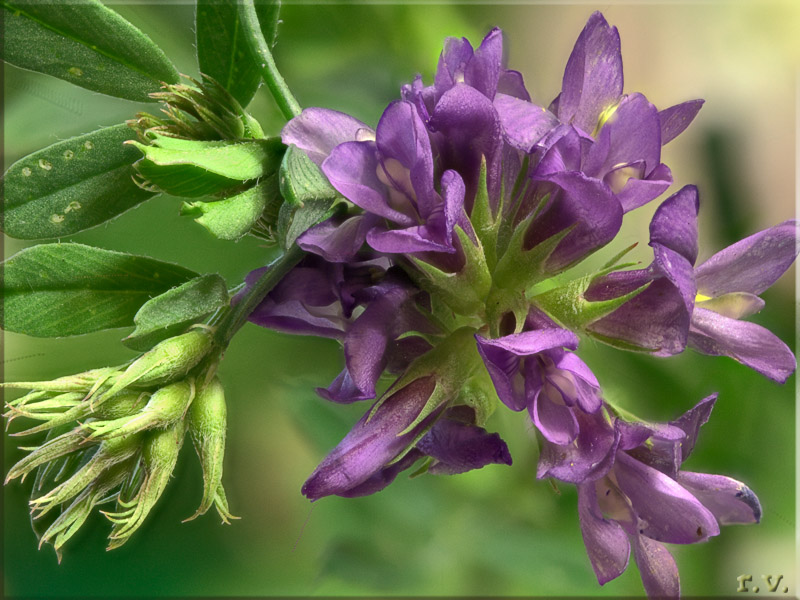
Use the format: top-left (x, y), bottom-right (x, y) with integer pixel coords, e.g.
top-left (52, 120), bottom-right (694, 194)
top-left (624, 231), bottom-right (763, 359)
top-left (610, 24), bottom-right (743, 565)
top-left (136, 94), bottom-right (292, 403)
top-left (245, 12), bottom-right (797, 597)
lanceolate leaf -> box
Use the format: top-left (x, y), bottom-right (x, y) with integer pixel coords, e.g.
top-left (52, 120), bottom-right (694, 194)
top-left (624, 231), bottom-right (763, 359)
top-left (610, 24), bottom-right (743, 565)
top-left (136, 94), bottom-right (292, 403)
top-left (1, 244), bottom-right (198, 337)
top-left (196, 0), bottom-right (281, 107)
top-left (2, 125), bottom-right (155, 240)
top-left (122, 274), bottom-right (229, 351)
top-left (181, 176), bottom-right (281, 241)
top-left (2, 0), bottom-right (179, 102)
top-left (129, 135), bottom-right (285, 198)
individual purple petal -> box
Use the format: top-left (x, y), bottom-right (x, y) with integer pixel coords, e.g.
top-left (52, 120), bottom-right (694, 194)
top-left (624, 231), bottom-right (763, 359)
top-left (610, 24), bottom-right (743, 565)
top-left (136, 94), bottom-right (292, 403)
top-left (584, 93), bottom-right (662, 176)
top-left (317, 368), bottom-right (367, 404)
top-left (477, 329), bottom-right (580, 356)
top-left (296, 214), bottom-right (377, 262)
top-left (537, 410), bottom-right (619, 483)
top-left (530, 393), bottom-right (579, 445)
top-left (497, 69), bottom-right (531, 101)
top-left (551, 351), bottom-right (602, 414)
top-left (367, 224), bottom-right (454, 254)
top-left (417, 417), bottom-right (512, 475)
top-left (532, 125), bottom-right (583, 176)
top-left (465, 27), bottom-right (503, 99)
top-left (435, 36), bottom-right (474, 100)
top-left (669, 394), bottom-right (716, 463)
top-left (649, 184), bottom-right (699, 265)
top-left (689, 308), bottom-right (796, 383)
top-left (322, 141), bottom-right (415, 226)
top-left (577, 483), bottom-right (631, 585)
top-left (659, 99), bottom-right (704, 145)
top-left (336, 449), bottom-right (424, 498)
top-left (282, 108), bottom-right (371, 166)
top-left (696, 292), bottom-right (764, 320)
top-left (614, 162), bottom-right (672, 213)
top-left (375, 100), bottom-right (438, 219)
top-left (677, 471), bottom-right (762, 525)
top-left (301, 376), bottom-right (437, 500)
top-left (528, 171), bottom-right (623, 272)
top-left (694, 220), bottom-right (799, 296)
top-left (632, 535), bottom-right (680, 598)
top-left (558, 12), bottom-right (624, 136)
top-left (248, 298), bottom-right (345, 340)
top-left (493, 93), bottom-right (560, 153)
top-left (614, 452), bottom-right (720, 544)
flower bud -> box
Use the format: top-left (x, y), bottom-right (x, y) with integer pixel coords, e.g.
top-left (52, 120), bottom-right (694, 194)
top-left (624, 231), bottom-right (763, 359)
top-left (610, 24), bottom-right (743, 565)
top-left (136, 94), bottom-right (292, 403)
top-left (86, 380), bottom-right (194, 441)
top-left (104, 421), bottom-right (185, 549)
top-left (1, 367), bottom-right (118, 394)
top-left (5, 426), bottom-right (88, 484)
top-left (185, 377), bottom-right (236, 522)
top-left (97, 330), bottom-right (212, 403)
top-left (29, 432), bottom-right (142, 519)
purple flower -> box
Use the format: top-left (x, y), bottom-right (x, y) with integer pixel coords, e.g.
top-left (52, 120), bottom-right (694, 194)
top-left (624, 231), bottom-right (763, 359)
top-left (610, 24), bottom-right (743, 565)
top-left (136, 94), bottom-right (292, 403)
top-left (689, 220), bottom-right (799, 382)
top-left (475, 312), bottom-right (602, 445)
top-left (302, 381), bottom-right (511, 500)
top-left (545, 396), bottom-right (761, 597)
top-left (585, 185), bottom-right (699, 355)
top-left (244, 256), bottom-right (435, 403)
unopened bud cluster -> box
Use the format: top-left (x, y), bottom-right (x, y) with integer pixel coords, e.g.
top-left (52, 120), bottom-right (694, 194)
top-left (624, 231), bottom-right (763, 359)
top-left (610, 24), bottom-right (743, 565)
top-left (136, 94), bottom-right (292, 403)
top-left (3, 329), bottom-right (234, 559)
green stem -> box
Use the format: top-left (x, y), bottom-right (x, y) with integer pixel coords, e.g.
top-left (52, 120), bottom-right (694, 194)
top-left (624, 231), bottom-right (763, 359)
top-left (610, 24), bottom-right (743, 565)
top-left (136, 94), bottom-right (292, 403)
top-left (238, 0), bottom-right (301, 121)
top-left (213, 245), bottom-right (305, 349)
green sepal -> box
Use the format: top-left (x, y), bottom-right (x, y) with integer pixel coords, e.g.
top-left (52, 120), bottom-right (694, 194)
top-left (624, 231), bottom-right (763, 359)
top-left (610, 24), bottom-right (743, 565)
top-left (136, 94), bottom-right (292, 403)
top-left (409, 227), bottom-right (491, 317)
top-left (129, 134), bottom-right (284, 198)
top-left (181, 175), bottom-right (281, 241)
top-left (532, 271), bottom-right (651, 332)
top-left (2, 0), bottom-right (179, 102)
top-left (122, 274), bottom-right (229, 352)
top-left (492, 217), bottom-right (573, 292)
top-left (279, 145), bottom-right (339, 207)
top-left (369, 328), bottom-right (482, 436)
top-left (455, 371), bottom-right (500, 427)
top-left (2, 125), bottom-right (155, 240)
top-left (469, 156), bottom-right (500, 270)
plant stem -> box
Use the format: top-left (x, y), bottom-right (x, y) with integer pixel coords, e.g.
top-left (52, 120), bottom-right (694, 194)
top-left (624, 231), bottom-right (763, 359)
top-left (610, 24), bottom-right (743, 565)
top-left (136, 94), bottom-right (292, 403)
top-left (239, 0), bottom-right (302, 121)
top-left (213, 245), bottom-right (305, 349)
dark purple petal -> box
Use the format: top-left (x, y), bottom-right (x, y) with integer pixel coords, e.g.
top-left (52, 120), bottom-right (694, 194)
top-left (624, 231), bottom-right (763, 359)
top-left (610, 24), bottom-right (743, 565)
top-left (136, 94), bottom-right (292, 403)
top-left (614, 162), bottom-right (672, 213)
top-left (558, 12), bottom-right (624, 136)
top-left (322, 141), bottom-right (415, 226)
top-left (317, 369), bottom-right (368, 404)
top-left (689, 308), bottom-right (796, 383)
top-left (417, 418), bottom-right (512, 475)
top-left (537, 410), bottom-right (619, 483)
top-left (669, 394), bottom-right (716, 463)
top-left (632, 535), bottom-right (680, 598)
top-left (282, 107), bottom-right (371, 166)
top-left (650, 185), bottom-right (700, 264)
top-left (528, 171), bottom-right (623, 273)
top-left (296, 214), bottom-right (377, 263)
top-left (659, 99), bottom-right (704, 145)
top-left (577, 483), bottom-right (631, 585)
top-left (677, 471), bottom-right (762, 525)
top-left (435, 36), bottom-right (474, 100)
top-left (301, 376), bottom-right (437, 500)
top-left (614, 452), bottom-right (720, 544)
top-left (493, 94), bottom-right (559, 153)
top-left (695, 220), bottom-right (799, 296)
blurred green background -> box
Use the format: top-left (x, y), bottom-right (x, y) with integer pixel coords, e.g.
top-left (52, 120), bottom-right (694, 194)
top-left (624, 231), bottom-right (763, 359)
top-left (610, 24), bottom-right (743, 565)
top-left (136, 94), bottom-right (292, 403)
top-left (3, 2), bottom-right (797, 597)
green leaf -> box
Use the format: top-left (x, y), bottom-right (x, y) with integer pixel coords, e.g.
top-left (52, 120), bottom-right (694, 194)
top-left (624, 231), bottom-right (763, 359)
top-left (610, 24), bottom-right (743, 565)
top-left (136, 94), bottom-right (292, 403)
top-left (130, 134), bottom-right (285, 198)
top-left (2, 0), bottom-right (179, 102)
top-left (195, 0), bottom-right (280, 107)
top-left (122, 274), bottom-right (229, 351)
top-left (2, 243), bottom-right (198, 337)
top-left (279, 144), bottom-right (338, 206)
top-left (2, 125), bottom-right (156, 240)
top-left (181, 176), bottom-right (280, 241)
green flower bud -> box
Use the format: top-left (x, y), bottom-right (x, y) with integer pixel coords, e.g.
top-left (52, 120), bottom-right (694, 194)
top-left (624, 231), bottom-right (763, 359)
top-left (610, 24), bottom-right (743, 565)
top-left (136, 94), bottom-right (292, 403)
top-left (0, 367), bottom-right (118, 394)
top-left (185, 377), bottom-right (237, 523)
top-left (104, 421), bottom-right (185, 549)
top-left (97, 330), bottom-right (212, 403)
top-left (86, 380), bottom-right (194, 441)
top-left (29, 432), bottom-right (142, 519)
top-left (39, 458), bottom-right (134, 562)
top-left (5, 426), bottom-right (88, 484)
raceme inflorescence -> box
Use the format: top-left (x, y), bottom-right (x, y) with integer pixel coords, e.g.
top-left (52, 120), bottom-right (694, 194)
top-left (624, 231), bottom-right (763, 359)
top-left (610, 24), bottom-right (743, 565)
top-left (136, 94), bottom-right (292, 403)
top-left (2, 4), bottom-right (796, 597)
